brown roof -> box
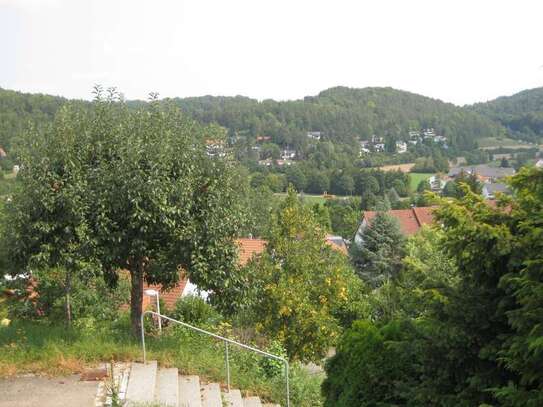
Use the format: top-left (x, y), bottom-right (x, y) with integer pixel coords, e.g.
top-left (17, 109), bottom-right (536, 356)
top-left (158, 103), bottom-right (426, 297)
top-left (363, 207), bottom-right (435, 236)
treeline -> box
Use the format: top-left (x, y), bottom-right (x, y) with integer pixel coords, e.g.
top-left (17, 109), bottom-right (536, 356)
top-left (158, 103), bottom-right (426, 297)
top-left (171, 86), bottom-right (505, 152)
top-left (0, 88), bottom-right (69, 150)
top-left (250, 166), bottom-right (410, 198)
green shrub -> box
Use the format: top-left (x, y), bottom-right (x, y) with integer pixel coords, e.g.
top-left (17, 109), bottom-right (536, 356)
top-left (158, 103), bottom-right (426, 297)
top-left (171, 295), bottom-right (222, 327)
top-left (321, 319), bottom-right (423, 407)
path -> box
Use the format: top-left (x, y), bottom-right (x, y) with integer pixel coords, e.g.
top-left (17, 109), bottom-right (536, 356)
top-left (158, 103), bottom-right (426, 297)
top-left (0, 374), bottom-right (97, 407)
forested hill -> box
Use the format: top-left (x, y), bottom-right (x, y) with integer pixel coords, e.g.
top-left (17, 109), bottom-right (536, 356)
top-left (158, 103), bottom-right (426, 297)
top-left (471, 87), bottom-right (543, 142)
top-left (170, 86), bottom-right (505, 151)
top-left (0, 88), bottom-right (68, 150)
top-left (3, 85), bottom-right (542, 155)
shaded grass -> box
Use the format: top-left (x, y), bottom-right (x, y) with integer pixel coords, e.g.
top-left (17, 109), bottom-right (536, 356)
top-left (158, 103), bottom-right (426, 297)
top-left (0, 318), bottom-right (323, 406)
top-left (409, 173), bottom-right (433, 191)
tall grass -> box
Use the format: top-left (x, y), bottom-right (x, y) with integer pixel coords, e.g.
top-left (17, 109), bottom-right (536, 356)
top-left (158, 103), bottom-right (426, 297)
top-left (0, 316), bottom-right (323, 406)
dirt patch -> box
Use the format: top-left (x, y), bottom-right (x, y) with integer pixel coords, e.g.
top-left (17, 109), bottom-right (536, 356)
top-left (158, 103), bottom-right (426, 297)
top-left (379, 163), bottom-right (415, 172)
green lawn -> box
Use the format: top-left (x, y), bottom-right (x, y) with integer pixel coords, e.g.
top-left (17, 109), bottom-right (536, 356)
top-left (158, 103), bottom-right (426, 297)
top-left (0, 318), bottom-right (323, 406)
top-left (477, 137), bottom-right (533, 149)
top-left (409, 173), bottom-right (433, 191)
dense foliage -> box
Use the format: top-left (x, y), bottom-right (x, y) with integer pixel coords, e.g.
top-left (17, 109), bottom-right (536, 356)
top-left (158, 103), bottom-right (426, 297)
top-left (172, 86), bottom-right (504, 151)
top-left (472, 87), bottom-right (543, 143)
top-left (323, 167), bottom-right (543, 406)
top-left (242, 187), bottom-right (364, 362)
top-left (2, 88), bottom-right (247, 335)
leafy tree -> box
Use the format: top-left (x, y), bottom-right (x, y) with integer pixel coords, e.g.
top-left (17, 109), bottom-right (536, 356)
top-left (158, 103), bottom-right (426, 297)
top-left (285, 166), bottom-right (307, 191)
top-left (311, 203), bottom-right (332, 231)
top-left (336, 173), bottom-right (355, 195)
top-left (351, 212), bottom-right (405, 287)
top-left (3, 89), bottom-right (246, 335)
top-left (325, 198), bottom-right (360, 239)
top-left (244, 187), bottom-right (361, 362)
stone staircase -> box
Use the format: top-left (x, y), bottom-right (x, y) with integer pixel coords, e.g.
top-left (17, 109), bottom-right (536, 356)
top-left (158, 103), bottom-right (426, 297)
top-left (124, 360), bottom-right (280, 407)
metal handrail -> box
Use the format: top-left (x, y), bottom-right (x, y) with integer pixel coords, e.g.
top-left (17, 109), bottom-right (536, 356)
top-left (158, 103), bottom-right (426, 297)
top-left (140, 310), bottom-right (290, 407)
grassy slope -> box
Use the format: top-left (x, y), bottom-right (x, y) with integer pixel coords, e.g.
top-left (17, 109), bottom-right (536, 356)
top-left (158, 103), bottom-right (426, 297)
top-left (0, 319), bottom-right (323, 406)
top-left (409, 173), bottom-right (433, 191)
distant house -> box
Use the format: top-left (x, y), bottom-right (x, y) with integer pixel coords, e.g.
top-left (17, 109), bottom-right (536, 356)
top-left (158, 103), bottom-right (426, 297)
top-left (205, 139), bottom-right (226, 158)
top-left (448, 165), bottom-right (515, 182)
top-left (428, 175), bottom-right (446, 192)
top-left (281, 149), bottom-right (296, 160)
top-left (143, 236), bottom-right (347, 309)
top-left (396, 141), bottom-right (408, 154)
top-left (354, 207), bottom-right (435, 246)
top-left (275, 159), bottom-right (294, 167)
top-left (536, 159), bottom-right (543, 168)
top-left (256, 136), bottom-right (271, 143)
top-left (0, 147), bottom-right (6, 158)
top-left (258, 158), bottom-right (273, 167)
top-left (374, 143), bottom-right (385, 152)
top-left (307, 131), bottom-right (322, 141)
top-left (482, 183), bottom-right (510, 200)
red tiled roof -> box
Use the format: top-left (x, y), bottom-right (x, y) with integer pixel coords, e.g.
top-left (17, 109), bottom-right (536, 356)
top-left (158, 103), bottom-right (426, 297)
top-left (363, 207), bottom-right (435, 236)
top-left (235, 238), bottom-right (267, 266)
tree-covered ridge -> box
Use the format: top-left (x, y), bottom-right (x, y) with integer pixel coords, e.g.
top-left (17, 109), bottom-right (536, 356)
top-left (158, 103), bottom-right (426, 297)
top-left (0, 88), bottom-right (71, 150)
top-left (170, 86), bottom-right (505, 151)
top-left (471, 87), bottom-right (543, 142)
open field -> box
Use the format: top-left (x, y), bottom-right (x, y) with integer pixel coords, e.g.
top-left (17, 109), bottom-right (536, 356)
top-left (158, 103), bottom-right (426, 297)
top-left (379, 163), bottom-right (415, 173)
top-left (274, 193), bottom-right (349, 205)
top-left (409, 173), bottom-right (433, 191)
top-left (477, 137), bottom-right (536, 150)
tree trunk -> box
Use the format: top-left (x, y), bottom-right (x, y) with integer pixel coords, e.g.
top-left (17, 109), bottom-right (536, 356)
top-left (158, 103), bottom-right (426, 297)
top-left (130, 261), bottom-right (145, 338)
top-left (64, 271), bottom-right (72, 325)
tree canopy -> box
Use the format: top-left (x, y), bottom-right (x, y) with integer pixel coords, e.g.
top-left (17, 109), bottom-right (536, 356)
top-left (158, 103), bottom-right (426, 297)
top-left (3, 88), bottom-right (247, 334)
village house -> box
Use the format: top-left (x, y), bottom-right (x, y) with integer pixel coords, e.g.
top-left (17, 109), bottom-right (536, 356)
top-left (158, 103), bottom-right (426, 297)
top-left (448, 165), bottom-right (516, 183)
top-left (307, 131), bottom-right (322, 141)
top-left (354, 206), bottom-right (435, 247)
top-left (280, 148), bottom-right (296, 160)
top-left (0, 146), bottom-right (6, 158)
top-left (482, 183), bottom-right (510, 200)
top-left (396, 141), bottom-right (408, 154)
top-left (144, 236), bottom-right (348, 309)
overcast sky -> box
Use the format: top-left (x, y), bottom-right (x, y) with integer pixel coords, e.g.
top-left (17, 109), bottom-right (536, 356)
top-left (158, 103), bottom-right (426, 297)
top-left (1, 0), bottom-right (541, 105)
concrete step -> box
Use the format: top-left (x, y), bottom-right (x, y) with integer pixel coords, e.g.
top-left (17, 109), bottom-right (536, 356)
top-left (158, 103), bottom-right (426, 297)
top-left (243, 396), bottom-right (263, 407)
top-left (262, 404), bottom-right (281, 407)
top-left (125, 360), bottom-right (158, 405)
top-left (201, 383), bottom-right (222, 407)
top-left (155, 368), bottom-right (178, 407)
top-left (223, 389), bottom-right (243, 407)
top-left (179, 375), bottom-right (202, 407)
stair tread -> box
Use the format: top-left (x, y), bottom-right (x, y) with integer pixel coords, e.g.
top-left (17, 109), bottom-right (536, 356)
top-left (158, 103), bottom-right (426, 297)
top-left (201, 383), bottom-right (222, 407)
top-left (179, 375), bottom-right (202, 407)
top-left (262, 404), bottom-right (281, 407)
top-left (243, 396), bottom-right (263, 407)
top-left (125, 360), bottom-right (157, 404)
top-left (223, 389), bottom-right (243, 407)
top-left (155, 368), bottom-right (178, 407)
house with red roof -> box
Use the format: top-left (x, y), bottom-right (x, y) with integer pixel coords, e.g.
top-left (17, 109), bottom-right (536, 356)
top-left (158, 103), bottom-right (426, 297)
top-left (144, 235), bottom-right (347, 309)
top-left (354, 207), bottom-right (435, 247)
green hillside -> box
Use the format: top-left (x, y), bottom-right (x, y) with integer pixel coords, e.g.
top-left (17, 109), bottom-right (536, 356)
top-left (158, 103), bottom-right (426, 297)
top-left (171, 86), bottom-right (505, 151)
top-left (471, 87), bottom-right (543, 143)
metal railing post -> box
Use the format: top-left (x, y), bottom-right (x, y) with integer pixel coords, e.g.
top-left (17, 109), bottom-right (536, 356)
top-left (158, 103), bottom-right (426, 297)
top-left (225, 342), bottom-right (231, 392)
top-left (285, 360), bottom-right (290, 407)
top-left (140, 313), bottom-right (147, 364)
top-left (140, 311), bottom-right (289, 406)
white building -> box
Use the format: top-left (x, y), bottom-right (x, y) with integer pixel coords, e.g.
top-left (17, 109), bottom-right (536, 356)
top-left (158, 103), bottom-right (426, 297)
top-left (396, 141), bottom-right (408, 154)
top-left (307, 131), bottom-right (322, 141)
top-left (281, 149), bottom-right (296, 160)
